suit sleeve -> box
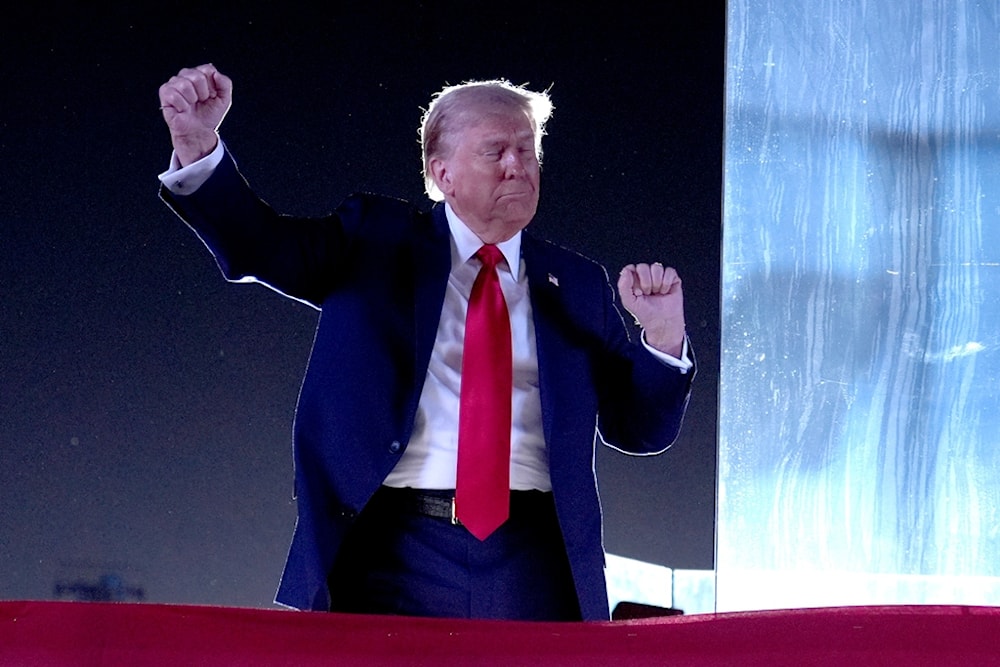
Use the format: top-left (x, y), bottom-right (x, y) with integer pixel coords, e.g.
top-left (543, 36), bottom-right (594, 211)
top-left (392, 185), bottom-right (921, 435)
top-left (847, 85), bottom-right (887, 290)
top-left (594, 269), bottom-right (695, 456)
top-left (159, 148), bottom-right (354, 308)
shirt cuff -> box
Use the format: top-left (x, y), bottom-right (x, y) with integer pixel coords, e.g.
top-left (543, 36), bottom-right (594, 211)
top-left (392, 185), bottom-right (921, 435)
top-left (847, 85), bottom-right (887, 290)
top-left (157, 137), bottom-right (225, 195)
top-left (641, 332), bottom-right (693, 374)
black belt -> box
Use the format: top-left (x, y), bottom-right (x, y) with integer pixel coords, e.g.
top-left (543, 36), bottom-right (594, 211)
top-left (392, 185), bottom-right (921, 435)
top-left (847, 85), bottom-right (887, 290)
top-left (378, 487), bottom-right (552, 525)
top-left (377, 487), bottom-right (461, 524)
top-left (414, 492), bottom-right (461, 524)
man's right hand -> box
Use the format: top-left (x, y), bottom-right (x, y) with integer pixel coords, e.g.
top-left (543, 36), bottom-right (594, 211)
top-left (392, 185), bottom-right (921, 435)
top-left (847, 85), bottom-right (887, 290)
top-left (158, 64), bottom-right (233, 167)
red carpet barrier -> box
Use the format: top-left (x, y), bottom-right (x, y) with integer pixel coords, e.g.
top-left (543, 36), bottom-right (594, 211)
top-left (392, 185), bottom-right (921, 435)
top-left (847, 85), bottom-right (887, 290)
top-left (2, 601), bottom-right (1000, 666)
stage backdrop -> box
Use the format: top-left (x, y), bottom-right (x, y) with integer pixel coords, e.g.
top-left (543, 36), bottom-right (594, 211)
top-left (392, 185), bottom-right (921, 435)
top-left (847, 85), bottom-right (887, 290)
top-left (719, 0), bottom-right (1000, 610)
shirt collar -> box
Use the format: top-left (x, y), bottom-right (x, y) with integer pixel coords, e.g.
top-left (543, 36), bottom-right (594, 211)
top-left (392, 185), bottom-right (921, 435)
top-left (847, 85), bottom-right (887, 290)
top-left (444, 202), bottom-right (521, 272)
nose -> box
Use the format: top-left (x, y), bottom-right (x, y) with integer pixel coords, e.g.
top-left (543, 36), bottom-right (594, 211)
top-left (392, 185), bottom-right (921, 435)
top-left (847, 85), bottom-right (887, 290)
top-left (502, 149), bottom-right (526, 178)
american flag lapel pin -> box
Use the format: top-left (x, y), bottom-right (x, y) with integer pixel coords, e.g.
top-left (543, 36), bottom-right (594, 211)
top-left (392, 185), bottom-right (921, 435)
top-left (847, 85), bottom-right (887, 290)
top-left (548, 273), bottom-right (559, 287)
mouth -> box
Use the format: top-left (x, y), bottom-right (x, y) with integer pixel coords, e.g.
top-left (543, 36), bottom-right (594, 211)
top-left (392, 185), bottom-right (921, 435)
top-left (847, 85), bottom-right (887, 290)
top-left (497, 190), bottom-right (533, 200)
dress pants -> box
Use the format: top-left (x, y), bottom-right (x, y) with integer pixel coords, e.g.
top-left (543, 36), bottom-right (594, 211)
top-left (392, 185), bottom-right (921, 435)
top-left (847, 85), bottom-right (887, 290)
top-left (327, 486), bottom-right (582, 621)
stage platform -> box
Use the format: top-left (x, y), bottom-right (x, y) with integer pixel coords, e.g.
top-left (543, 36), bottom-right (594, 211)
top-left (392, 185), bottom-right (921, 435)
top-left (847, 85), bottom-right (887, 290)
top-left (3, 601), bottom-right (1000, 665)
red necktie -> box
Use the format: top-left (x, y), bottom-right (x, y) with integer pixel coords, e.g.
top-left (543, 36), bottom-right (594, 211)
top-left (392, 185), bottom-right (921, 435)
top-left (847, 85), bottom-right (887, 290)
top-left (456, 245), bottom-right (512, 540)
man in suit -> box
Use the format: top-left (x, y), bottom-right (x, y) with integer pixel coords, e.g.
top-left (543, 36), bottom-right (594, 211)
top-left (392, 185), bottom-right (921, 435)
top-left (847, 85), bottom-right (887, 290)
top-left (157, 64), bottom-right (694, 621)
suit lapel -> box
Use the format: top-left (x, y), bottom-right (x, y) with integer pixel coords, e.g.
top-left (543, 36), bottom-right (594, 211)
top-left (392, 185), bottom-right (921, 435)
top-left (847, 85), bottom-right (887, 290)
top-left (411, 203), bottom-right (453, 400)
top-left (523, 234), bottom-right (569, 452)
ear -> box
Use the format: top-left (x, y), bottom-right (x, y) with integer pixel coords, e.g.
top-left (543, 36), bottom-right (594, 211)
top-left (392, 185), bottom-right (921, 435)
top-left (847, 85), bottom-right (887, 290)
top-left (428, 156), bottom-right (455, 197)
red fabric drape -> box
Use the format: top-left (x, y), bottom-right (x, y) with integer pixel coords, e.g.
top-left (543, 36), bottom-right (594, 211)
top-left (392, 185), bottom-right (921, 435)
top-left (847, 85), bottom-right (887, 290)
top-left (2, 602), bottom-right (1000, 666)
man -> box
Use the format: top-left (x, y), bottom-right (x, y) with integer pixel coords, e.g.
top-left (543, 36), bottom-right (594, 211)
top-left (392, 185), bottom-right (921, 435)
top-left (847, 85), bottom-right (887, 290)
top-left (158, 64), bottom-right (694, 621)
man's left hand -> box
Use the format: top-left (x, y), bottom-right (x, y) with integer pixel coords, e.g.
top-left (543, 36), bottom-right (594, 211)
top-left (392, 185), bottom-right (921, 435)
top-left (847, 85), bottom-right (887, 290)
top-left (617, 263), bottom-right (686, 358)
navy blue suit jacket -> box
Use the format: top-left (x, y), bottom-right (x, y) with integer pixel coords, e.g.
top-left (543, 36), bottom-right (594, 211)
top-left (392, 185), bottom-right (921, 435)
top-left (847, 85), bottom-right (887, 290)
top-left (161, 150), bottom-right (693, 620)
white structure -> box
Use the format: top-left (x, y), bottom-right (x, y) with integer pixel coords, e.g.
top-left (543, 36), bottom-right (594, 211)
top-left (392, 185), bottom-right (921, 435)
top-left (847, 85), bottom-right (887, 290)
top-left (719, 0), bottom-right (1000, 611)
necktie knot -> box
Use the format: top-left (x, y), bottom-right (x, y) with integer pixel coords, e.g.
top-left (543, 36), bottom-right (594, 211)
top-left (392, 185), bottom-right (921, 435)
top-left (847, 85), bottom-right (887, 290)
top-left (476, 244), bottom-right (504, 271)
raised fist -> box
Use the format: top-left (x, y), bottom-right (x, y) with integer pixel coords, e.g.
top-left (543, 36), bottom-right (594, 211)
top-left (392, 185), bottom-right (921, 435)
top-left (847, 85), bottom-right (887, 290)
top-left (158, 64), bottom-right (233, 166)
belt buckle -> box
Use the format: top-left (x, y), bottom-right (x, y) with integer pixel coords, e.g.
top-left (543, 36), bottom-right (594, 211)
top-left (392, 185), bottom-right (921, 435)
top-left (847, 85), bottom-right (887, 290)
top-left (450, 497), bottom-right (461, 526)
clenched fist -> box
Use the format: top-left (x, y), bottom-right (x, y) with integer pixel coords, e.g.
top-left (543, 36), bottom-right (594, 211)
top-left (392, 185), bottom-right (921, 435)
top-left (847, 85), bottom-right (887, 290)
top-left (158, 64), bottom-right (233, 166)
top-left (617, 262), bottom-right (686, 357)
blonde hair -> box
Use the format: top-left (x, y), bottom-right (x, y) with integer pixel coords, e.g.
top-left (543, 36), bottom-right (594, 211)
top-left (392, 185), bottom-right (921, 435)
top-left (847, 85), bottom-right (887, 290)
top-left (419, 80), bottom-right (553, 201)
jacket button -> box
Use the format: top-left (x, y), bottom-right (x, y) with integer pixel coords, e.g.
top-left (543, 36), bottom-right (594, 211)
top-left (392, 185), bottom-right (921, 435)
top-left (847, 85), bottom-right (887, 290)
top-left (388, 440), bottom-right (402, 454)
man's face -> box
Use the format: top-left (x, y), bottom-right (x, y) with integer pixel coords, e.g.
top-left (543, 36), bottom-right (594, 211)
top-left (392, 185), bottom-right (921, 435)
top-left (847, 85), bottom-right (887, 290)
top-left (430, 109), bottom-right (540, 244)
